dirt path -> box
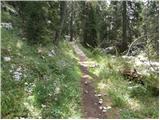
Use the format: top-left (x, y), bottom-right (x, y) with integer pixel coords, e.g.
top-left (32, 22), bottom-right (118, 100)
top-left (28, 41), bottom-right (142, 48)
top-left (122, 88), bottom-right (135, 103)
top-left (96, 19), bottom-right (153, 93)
top-left (71, 42), bottom-right (107, 119)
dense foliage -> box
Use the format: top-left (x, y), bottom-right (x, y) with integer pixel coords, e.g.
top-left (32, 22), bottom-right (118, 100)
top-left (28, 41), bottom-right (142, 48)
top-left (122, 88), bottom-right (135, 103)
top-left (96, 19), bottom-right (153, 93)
top-left (2, 1), bottom-right (158, 54)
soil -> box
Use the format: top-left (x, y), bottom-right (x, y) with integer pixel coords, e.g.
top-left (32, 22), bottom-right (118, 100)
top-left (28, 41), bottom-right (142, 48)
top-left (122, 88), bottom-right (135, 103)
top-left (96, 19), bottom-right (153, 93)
top-left (71, 42), bottom-right (120, 119)
top-left (71, 42), bottom-right (107, 118)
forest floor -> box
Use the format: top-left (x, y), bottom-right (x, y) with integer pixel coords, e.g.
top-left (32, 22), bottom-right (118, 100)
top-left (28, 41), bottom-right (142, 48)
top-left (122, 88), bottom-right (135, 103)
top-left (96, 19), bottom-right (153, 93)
top-left (71, 42), bottom-right (119, 119)
top-left (71, 41), bottom-right (158, 119)
top-left (2, 28), bottom-right (158, 119)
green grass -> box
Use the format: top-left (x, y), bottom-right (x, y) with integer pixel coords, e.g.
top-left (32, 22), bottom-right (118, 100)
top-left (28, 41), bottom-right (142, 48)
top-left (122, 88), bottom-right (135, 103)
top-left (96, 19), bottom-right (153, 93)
top-left (79, 44), bottom-right (159, 119)
top-left (1, 28), bottom-right (82, 118)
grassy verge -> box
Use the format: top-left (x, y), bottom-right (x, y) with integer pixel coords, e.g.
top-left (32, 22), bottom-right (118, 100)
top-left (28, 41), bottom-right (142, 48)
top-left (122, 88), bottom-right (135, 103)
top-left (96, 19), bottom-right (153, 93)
top-left (78, 44), bottom-right (159, 119)
top-left (1, 28), bottom-right (82, 118)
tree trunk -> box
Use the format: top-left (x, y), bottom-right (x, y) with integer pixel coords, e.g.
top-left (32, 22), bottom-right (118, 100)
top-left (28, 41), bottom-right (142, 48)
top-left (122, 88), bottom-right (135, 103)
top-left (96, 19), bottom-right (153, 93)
top-left (70, 2), bottom-right (73, 41)
top-left (54, 1), bottom-right (66, 44)
top-left (121, 1), bottom-right (128, 52)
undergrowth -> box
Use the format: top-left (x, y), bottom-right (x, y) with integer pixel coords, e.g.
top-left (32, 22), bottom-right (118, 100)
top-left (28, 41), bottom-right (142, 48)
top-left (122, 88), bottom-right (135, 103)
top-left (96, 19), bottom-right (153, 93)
top-left (1, 29), bottom-right (82, 118)
top-left (79, 44), bottom-right (159, 119)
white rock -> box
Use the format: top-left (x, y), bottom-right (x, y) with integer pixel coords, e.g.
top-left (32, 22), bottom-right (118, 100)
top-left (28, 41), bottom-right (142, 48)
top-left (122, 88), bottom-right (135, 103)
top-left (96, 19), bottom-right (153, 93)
top-left (13, 70), bottom-right (23, 81)
top-left (128, 85), bottom-right (139, 90)
top-left (16, 67), bottom-right (22, 72)
top-left (95, 94), bottom-right (102, 97)
top-left (1, 23), bottom-right (13, 30)
top-left (99, 99), bottom-right (103, 104)
top-left (14, 74), bottom-right (21, 81)
top-left (99, 106), bottom-right (103, 110)
top-left (48, 53), bottom-right (53, 57)
top-left (41, 56), bottom-right (45, 59)
top-left (14, 71), bottom-right (22, 75)
top-left (128, 86), bottom-right (133, 90)
top-left (55, 87), bottom-right (60, 94)
top-left (85, 90), bottom-right (88, 94)
top-left (41, 104), bottom-right (46, 108)
top-left (47, 20), bottom-right (51, 24)
top-left (4, 56), bottom-right (11, 61)
top-left (24, 82), bottom-right (28, 85)
top-left (103, 106), bottom-right (107, 110)
top-left (102, 109), bottom-right (107, 113)
top-left (54, 97), bottom-right (58, 101)
top-left (128, 81), bottom-right (132, 84)
top-left (32, 84), bottom-right (36, 87)
top-left (85, 81), bottom-right (88, 85)
top-left (97, 94), bottom-right (102, 97)
top-left (51, 50), bottom-right (55, 55)
top-left (28, 88), bottom-right (33, 93)
top-left (65, 35), bottom-right (70, 41)
top-left (106, 106), bottom-right (112, 109)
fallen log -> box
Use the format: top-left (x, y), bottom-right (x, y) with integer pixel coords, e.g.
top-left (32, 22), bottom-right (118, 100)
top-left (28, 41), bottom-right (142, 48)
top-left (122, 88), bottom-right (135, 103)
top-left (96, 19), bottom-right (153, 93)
top-left (120, 68), bottom-right (144, 85)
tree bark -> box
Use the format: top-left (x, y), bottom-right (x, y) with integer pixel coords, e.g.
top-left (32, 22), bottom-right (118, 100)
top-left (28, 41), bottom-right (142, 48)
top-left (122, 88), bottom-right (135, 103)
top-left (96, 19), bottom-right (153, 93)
top-left (54, 1), bottom-right (66, 44)
top-left (121, 1), bottom-right (128, 52)
top-left (70, 2), bottom-right (74, 41)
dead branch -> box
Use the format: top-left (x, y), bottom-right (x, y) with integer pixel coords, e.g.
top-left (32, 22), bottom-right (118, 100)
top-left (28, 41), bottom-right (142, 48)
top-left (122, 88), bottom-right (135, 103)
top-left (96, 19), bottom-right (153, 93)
top-left (126, 35), bottom-right (147, 56)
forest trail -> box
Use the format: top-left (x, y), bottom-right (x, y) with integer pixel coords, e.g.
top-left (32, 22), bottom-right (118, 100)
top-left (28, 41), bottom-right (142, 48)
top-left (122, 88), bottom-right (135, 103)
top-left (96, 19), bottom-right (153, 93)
top-left (71, 42), bottom-right (107, 119)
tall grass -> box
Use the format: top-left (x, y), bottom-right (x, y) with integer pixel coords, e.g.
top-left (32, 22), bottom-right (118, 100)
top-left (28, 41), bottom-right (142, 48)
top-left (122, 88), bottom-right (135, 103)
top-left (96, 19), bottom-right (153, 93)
top-left (79, 44), bottom-right (159, 119)
top-left (1, 29), bottom-right (82, 118)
